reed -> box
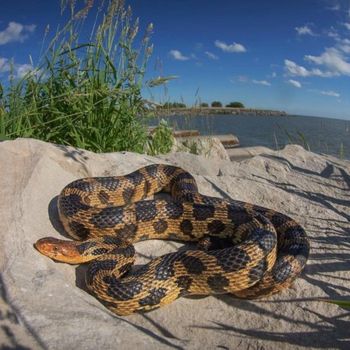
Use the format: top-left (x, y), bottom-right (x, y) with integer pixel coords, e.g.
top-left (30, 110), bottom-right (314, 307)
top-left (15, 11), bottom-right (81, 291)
top-left (320, 299), bottom-right (350, 310)
top-left (339, 142), bottom-right (345, 159)
top-left (0, 0), bottom-right (173, 154)
top-left (146, 119), bottom-right (174, 155)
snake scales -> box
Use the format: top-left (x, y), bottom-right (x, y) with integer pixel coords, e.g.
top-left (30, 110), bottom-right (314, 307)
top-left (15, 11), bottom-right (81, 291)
top-left (35, 164), bottom-right (310, 316)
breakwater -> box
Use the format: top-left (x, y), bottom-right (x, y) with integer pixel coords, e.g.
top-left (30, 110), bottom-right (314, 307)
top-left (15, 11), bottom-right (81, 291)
top-left (155, 107), bottom-right (287, 117)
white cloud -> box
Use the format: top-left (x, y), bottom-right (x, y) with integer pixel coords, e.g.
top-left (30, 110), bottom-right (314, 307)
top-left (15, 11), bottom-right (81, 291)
top-left (325, 26), bottom-right (339, 39)
top-left (284, 59), bottom-right (311, 76)
top-left (0, 22), bottom-right (36, 45)
top-left (320, 90), bottom-right (340, 97)
top-left (344, 22), bottom-right (350, 30)
top-left (252, 79), bottom-right (271, 86)
top-left (284, 59), bottom-right (335, 77)
top-left (214, 40), bottom-right (246, 53)
top-left (336, 38), bottom-right (350, 53)
top-left (305, 47), bottom-right (350, 76)
top-left (234, 76), bottom-right (270, 85)
top-left (205, 51), bottom-right (218, 60)
top-left (16, 63), bottom-right (34, 78)
top-left (287, 79), bottom-right (302, 88)
top-left (0, 57), bottom-right (10, 73)
top-left (0, 56), bottom-right (35, 78)
top-left (169, 50), bottom-right (189, 61)
top-left (295, 25), bottom-right (316, 36)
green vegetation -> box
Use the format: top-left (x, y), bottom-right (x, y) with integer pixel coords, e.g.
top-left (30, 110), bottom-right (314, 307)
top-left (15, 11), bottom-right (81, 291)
top-left (154, 100), bottom-right (247, 110)
top-left (180, 139), bottom-right (200, 155)
top-left (321, 299), bottom-right (350, 310)
top-left (146, 119), bottom-right (174, 155)
top-left (160, 102), bottom-right (187, 108)
top-left (0, 0), bottom-right (173, 155)
top-left (0, 1), bottom-right (344, 160)
top-left (226, 101), bottom-right (245, 108)
top-left (211, 101), bottom-right (222, 107)
top-left (339, 142), bottom-right (345, 159)
top-left (156, 101), bottom-right (247, 109)
top-left (277, 125), bottom-right (310, 151)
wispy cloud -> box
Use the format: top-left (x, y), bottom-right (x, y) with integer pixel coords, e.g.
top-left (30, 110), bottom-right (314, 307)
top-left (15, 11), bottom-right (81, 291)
top-left (233, 76), bottom-right (271, 86)
top-left (284, 59), bottom-right (311, 77)
top-left (284, 59), bottom-right (335, 77)
top-left (194, 42), bottom-right (203, 50)
top-left (214, 40), bottom-right (246, 53)
top-left (236, 75), bottom-right (249, 83)
top-left (337, 38), bottom-right (350, 53)
top-left (287, 79), bottom-right (302, 88)
top-left (252, 79), bottom-right (271, 86)
top-left (325, 26), bottom-right (339, 39)
top-left (326, 2), bottom-right (341, 11)
top-left (16, 63), bottom-right (34, 78)
top-left (0, 57), bottom-right (11, 73)
top-left (295, 25), bottom-right (316, 36)
top-left (205, 51), bottom-right (218, 60)
top-left (320, 90), bottom-right (340, 97)
top-left (0, 57), bottom-right (35, 78)
top-left (343, 22), bottom-right (350, 30)
top-left (169, 50), bottom-right (190, 61)
top-left (0, 22), bottom-right (36, 45)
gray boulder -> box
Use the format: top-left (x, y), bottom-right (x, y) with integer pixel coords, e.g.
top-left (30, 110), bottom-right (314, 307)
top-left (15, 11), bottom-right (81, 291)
top-left (0, 138), bottom-right (349, 349)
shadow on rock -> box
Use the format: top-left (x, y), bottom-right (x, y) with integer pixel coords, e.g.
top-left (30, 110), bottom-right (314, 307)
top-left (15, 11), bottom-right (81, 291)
top-left (47, 196), bottom-right (71, 239)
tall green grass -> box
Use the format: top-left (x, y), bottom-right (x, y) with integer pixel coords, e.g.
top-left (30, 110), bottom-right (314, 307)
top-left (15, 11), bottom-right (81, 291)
top-left (146, 119), bottom-right (174, 155)
top-left (0, 0), bottom-right (173, 154)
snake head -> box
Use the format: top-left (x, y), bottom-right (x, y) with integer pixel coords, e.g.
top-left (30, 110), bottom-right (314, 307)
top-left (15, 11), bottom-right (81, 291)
top-left (34, 237), bottom-right (82, 264)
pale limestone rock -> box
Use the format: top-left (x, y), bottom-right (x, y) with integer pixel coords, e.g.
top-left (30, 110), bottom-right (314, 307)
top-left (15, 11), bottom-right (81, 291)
top-left (172, 136), bottom-right (230, 161)
top-left (0, 138), bottom-right (349, 349)
top-left (226, 146), bottom-right (275, 161)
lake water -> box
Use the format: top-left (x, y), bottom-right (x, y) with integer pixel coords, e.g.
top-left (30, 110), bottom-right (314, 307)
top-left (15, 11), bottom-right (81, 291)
top-left (149, 114), bottom-right (350, 160)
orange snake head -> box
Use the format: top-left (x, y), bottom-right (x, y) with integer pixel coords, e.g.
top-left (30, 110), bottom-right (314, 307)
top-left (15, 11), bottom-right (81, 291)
top-left (34, 237), bottom-right (84, 264)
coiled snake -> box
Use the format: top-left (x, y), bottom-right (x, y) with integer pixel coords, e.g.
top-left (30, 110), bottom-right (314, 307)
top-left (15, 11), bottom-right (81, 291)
top-left (35, 164), bottom-right (310, 316)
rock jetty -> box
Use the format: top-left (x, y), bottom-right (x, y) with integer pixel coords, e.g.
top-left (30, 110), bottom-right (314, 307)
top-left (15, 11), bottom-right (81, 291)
top-left (156, 107), bottom-right (287, 117)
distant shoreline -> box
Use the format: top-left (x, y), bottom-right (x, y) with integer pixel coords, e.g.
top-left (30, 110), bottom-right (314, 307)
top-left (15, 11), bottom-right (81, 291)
top-left (155, 107), bottom-right (288, 117)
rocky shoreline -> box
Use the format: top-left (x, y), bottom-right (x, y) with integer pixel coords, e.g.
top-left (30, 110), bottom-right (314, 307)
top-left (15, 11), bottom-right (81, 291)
top-left (155, 107), bottom-right (287, 117)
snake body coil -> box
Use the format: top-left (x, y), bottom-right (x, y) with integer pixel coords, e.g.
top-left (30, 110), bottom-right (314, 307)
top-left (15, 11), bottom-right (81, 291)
top-left (35, 164), bottom-right (310, 316)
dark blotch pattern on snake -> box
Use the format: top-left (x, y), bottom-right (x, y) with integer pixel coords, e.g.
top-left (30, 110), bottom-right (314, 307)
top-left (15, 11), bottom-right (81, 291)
top-left (34, 164), bottom-right (310, 316)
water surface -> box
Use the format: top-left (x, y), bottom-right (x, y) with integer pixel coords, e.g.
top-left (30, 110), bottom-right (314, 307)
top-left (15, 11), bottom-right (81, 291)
top-left (149, 114), bottom-right (350, 160)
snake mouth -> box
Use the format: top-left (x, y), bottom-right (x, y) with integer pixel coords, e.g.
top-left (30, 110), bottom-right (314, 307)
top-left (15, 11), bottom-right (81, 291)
top-left (34, 237), bottom-right (82, 264)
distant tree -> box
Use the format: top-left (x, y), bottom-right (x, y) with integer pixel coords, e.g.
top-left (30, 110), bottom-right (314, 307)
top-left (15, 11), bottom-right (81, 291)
top-left (200, 102), bottom-right (209, 107)
top-left (226, 101), bottom-right (245, 108)
top-left (211, 101), bottom-right (222, 107)
top-left (162, 102), bottom-right (171, 108)
top-left (174, 102), bottom-right (186, 108)
top-left (162, 102), bottom-right (187, 108)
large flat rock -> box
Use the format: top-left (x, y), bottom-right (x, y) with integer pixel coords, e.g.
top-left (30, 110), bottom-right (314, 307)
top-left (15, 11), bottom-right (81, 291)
top-left (1, 138), bottom-right (349, 349)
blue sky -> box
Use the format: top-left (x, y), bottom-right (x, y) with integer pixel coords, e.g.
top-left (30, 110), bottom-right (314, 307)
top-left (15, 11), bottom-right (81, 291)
top-left (1, 0), bottom-right (350, 120)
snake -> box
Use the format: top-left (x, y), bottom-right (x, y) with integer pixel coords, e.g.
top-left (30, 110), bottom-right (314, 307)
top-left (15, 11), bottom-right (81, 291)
top-left (34, 164), bottom-right (310, 316)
